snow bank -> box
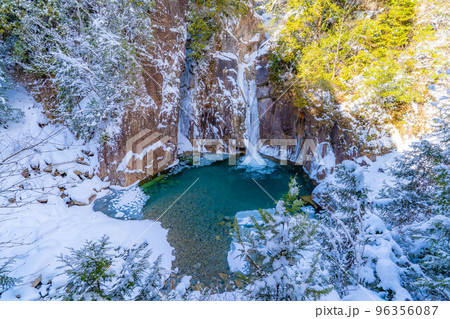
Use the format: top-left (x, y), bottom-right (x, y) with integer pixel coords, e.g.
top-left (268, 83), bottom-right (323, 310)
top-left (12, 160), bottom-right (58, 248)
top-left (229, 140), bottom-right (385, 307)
top-left (0, 198), bottom-right (173, 300)
top-left (0, 83), bottom-right (173, 300)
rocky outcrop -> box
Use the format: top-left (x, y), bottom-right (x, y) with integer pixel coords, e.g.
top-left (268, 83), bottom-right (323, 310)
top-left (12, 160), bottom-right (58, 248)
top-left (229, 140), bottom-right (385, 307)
top-left (178, 9), bottom-right (265, 153)
top-left (255, 54), bottom-right (360, 181)
top-left (98, 0), bottom-right (188, 186)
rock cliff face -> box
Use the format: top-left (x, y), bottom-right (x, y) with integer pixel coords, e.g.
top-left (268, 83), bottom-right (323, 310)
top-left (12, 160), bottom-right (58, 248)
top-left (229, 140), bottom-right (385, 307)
top-left (97, 1), bottom-right (358, 186)
top-left (178, 10), bottom-right (265, 154)
top-left (255, 55), bottom-right (359, 181)
top-left (98, 0), bottom-right (188, 186)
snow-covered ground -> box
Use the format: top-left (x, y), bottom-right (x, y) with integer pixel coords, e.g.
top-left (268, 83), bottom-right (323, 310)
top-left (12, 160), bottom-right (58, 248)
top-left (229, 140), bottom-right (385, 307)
top-left (0, 83), bottom-right (173, 300)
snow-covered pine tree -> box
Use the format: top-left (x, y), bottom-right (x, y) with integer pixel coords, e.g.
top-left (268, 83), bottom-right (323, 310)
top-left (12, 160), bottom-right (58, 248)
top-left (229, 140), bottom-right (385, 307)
top-left (411, 216), bottom-right (450, 300)
top-left (316, 161), bottom-right (368, 294)
top-left (379, 101), bottom-right (449, 225)
top-left (56, 235), bottom-right (115, 300)
top-left (232, 179), bottom-right (332, 301)
top-left (56, 235), bottom-right (166, 301)
top-left (0, 258), bottom-right (19, 295)
top-left (379, 104), bottom-right (449, 300)
top-left (134, 255), bottom-right (165, 301)
top-left (317, 161), bottom-right (412, 300)
top-left (109, 243), bottom-right (165, 301)
top-left (1, 214), bottom-right (23, 296)
top-left (0, 62), bottom-right (8, 127)
top-left (379, 140), bottom-right (446, 226)
top-left (431, 105), bottom-right (450, 216)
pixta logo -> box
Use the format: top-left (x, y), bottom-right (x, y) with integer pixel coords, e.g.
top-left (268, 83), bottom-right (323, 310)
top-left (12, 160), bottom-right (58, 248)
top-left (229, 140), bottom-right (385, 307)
top-left (191, 138), bottom-right (325, 166)
top-left (122, 133), bottom-right (325, 176)
top-left (125, 129), bottom-right (173, 175)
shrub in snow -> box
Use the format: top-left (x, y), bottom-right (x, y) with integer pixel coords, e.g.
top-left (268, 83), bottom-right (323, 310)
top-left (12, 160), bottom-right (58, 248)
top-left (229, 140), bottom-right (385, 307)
top-left (0, 258), bottom-right (19, 294)
top-left (0, 212), bottom-right (21, 295)
top-left (55, 235), bottom-right (165, 301)
top-left (380, 141), bottom-right (449, 226)
top-left (187, 0), bottom-right (248, 60)
top-left (55, 235), bottom-right (114, 300)
top-left (231, 179), bottom-right (332, 301)
top-left (408, 216), bottom-right (450, 300)
top-left (109, 244), bottom-right (164, 301)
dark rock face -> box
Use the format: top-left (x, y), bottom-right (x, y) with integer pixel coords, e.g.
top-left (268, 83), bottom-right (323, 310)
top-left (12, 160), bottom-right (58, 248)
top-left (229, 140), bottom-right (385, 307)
top-left (255, 54), bottom-right (360, 180)
top-left (98, 3), bottom-right (269, 186)
top-left (255, 64), bottom-right (270, 86)
top-left (256, 86), bottom-right (271, 99)
top-left (179, 9), bottom-right (265, 152)
top-left (99, 0), bottom-right (188, 186)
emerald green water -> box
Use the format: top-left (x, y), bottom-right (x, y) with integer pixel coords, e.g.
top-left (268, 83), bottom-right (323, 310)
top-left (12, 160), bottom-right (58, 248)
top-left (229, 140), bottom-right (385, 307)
top-left (140, 159), bottom-right (314, 287)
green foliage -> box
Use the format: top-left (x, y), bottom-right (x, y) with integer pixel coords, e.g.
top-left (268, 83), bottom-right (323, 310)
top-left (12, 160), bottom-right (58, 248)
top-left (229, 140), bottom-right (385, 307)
top-left (412, 216), bottom-right (450, 300)
top-left (56, 235), bottom-right (165, 301)
top-left (318, 160), bottom-right (414, 300)
top-left (232, 179), bottom-right (332, 300)
top-left (187, 11), bottom-right (216, 61)
top-left (380, 104), bottom-right (449, 225)
top-left (187, 0), bottom-right (248, 60)
top-left (0, 258), bottom-right (19, 294)
top-left (362, 56), bottom-right (421, 110)
top-left (365, 0), bottom-right (417, 50)
top-left (0, 0), bottom-right (20, 35)
top-left (268, 0), bottom-right (431, 118)
top-left (317, 161), bottom-right (368, 293)
top-left (269, 0), bottom-right (349, 92)
top-left (110, 244), bottom-right (165, 301)
top-left (57, 235), bottom-right (115, 300)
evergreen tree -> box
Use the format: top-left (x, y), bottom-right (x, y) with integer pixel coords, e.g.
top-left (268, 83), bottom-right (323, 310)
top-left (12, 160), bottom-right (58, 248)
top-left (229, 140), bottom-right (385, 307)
top-left (1, 0), bottom-right (154, 139)
top-left (378, 108), bottom-right (449, 223)
top-left (187, 0), bottom-right (248, 60)
top-left (411, 216), bottom-right (450, 300)
top-left (0, 216), bottom-right (22, 297)
top-left (56, 235), bottom-right (166, 301)
top-left (318, 161), bottom-right (412, 300)
top-left (134, 255), bottom-right (165, 301)
top-left (56, 235), bottom-right (115, 300)
top-left (379, 105), bottom-right (449, 300)
top-left (366, 0), bottom-right (417, 50)
top-left (267, 0), bottom-right (427, 115)
top-left (232, 179), bottom-right (332, 301)
top-left (109, 243), bottom-right (165, 301)
top-left (317, 161), bottom-right (368, 294)
top-left (0, 63), bottom-right (9, 126)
